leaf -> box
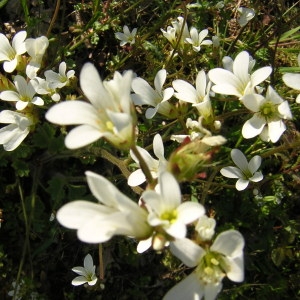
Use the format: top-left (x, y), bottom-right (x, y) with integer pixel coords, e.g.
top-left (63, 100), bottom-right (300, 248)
top-left (271, 247), bottom-right (285, 267)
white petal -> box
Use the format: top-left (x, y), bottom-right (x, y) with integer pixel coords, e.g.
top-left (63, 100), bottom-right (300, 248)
top-left (233, 51), bottom-right (250, 86)
top-left (159, 172), bottom-right (181, 208)
top-left (71, 276), bottom-right (87, 286)
top-left (166, 221), bottom-right (187, 239)
top-left (162, 87), bottom-right (174, 102)
top-left (12, 31), bottom-right (27, 54)
top-left (231, 149), bottom-right (249, 172)
top-left (71, 266), bottom-right (87, 276)
top-left (154, 69), bottom-right (166, 93)
top-left (236, 178), bottom-right (249, 191)
top-left (282, 73), bottom-right (300, 90)
top-left (220, 166), bottom-right (243, 179)
top-left (131, 77), bottom-right (157, 106)
top-left (251, 66), bottom-right (272, 87)
top-left (3, 59), bottom-right (17, 73)
top-left (267, 120), bottom-right (286, 143)
top-left (153, 134), bottom-right (164, 159)
top-left (163, 273), bottom-right (204, 300)
top-left (204, 282), bottom-right (223, 300)
top-left (250, 171), bottom-right (263, 182)
top-left (242, 114), bottom-right (265, 139)
top-left (127, 169), bottom-right (146, 186)
top-left (278, 101), bottom-right (292, 119)
top-left (137, 237), bottom-right (152, 253)
top-left (248, 155), bottom-right (261, 173)
top-left (32, 96), bottom-right (44, 106)
top-left (56, 200), bottom-right (114, 229)
top-left (65, 125), bottom-right (103, 149)
top-left (241, 93), bottom-right (263, 112)
top-left (173, 79), bottom-right (197, 103)
top-left (211, 83), bottom-right (242, 97)
top-left (211, 230), bottom-right (245, 258)
top-left (0, 91), bottom-right (21, 102)
top-left (195, 70), bottom-right (207, 98)
top-left (46, 101), bottom-right (99, 126)
top-left (226, 254), bottom-right (244, 282)
top-left (170, 238), bottom-right (204, 267)
top-left (16, 101), bottom-right (29, 111)
top-left (83, 254), bottom-right (94, 270)
top-left (177, 202), bottom-right (205, 224)
top-left (145, 107), bottom-right (158, 119)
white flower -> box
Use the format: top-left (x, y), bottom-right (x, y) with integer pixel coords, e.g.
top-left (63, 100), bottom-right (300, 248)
top-left (237, 7), bottom-right (255, 27)
top-left (25, 36), bottom-right (49, 78)
top-left (173, 70), bottom-right (213, 120)
top-left (0, 31), bottom-right (27, 73)
top-left (164, 230), bottom-right (245, 300)
top-left (128, 134), bottom-right (167, 186)
top-left (0, 110), bottom-right (32, 151)
top-left (46, 63), bottom-right (136, 149)
top-left (115, 25), bottom-right (137, 46)
top-left (209, 51), bottom-right (272, 98)
top-left (142, 172), bottom-right (205, 242)
top-left (131, 69), bottom-right (175, 119)
top-left (44, 62), bottom-right (75, 89)
top-left (31, 77), bottom-right (61, 102)
top-left (282, 53), bottom-right (300, 103)
top-left (241, 86), bottom-right (292, 142)
top-left (56, 171), bottom-right (152, 243)
top-left (195, 215), bottom-right (216, 241)
top-left (220, 149), bottom-right (263, 191)
top-left (0, 75), bottom-right (44, 110)
top-left (161, 16), bottom-right (190, 49)
top-left (185, 28), bottom-right (212, 52)
top-left (72, 254), bottom-right (98, 286)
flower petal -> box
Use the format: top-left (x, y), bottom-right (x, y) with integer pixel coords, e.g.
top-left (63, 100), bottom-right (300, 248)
top-left (177, 202), bottom-right (205, 225)
top-left (226, 253), bottom-right (244, 282)
top-left (242, 114), bottom-right (265, 139)
top-left (220, 166), bottom-right (243, 179)
top-left (282, 73), bottom-right (300, 90)
top-left (65, 125), bottom-right (103, 149)
top-left (251, 66), bottom-right (272, 87)
top-left (267, 120), bottom-right (286, 143)
top-left (248, 155), bottom-right (261, 174)
top-left (163, 273), bottom-right (204, 300)
top-left (236, 178), bottom-right (249, 191)
top-left (173, 79), bottom-right (197, 103)
top-left (159, 172), bottom-right (181, 208)
top-left (154, 69), bottom-right (166, 93)
top-left (170, 238), bottom-right (204, 267)
top-left (71, 276), bottom-right (87, 286)
top-left (128, 169), bottom-right (146, 186)
top-left (211, 230), bottom-right (245, 258)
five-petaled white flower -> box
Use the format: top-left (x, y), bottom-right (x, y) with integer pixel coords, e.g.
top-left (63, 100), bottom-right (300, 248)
top-left (164, 230), bottom-right (245, 300)
top-left (128, 134), bottom-right (167, 186)
top-left (56, 171), bottom-right (152, 243)
top-left (220, 148), bottom-right (263, 191)
top-left (0, 31), bottom-right (27, 73)
top-left (45, 62), bottom-right (75, 89)
top-left (72, 254), bottom-right (98, 286)
top-left (185, 28), bottom-right (212, 52)
top-left (0, 75), bottom-right (44, 110)
top-left (209, 51), bottom-right (272, 98)
top-left (131, 69), bottom-right (175, 119)
top-left (241, 86), bottom-right (292, 143)
top-left (237, 7), bottom-right (255, 27)
top-left (0, 110), bottom-right (32, 151)
top-left (115, 25), bottom-right (137, 46)
top-left (142, 172), bottom-right (205, 242)
top-left (46, 63), bottom-right (136, 150)
top-left (282, 53), bottom-right (300, 103)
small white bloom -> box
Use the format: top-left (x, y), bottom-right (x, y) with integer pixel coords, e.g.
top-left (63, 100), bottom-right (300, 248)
top-left (0, 110), bottom-right (32, 151)
top-left (131, 69), bottom-right (175, 119)
top-left (0, 75), bottom-right (44, 110)
top-left (46, 63), bottom-right (136, 150)
top-left (195, 215), bottom-right (216, 241)
top-left (241, 86), bottom-right (292, 142)
top-left (56, 171), bottom-right (152, 243)
top-left (209, 51), bottom-right (272, 98)
top-left (237, 7), bottom-right (255, 27)
top-left (128, 134), bottom-right (167, 186)
top-left (142, 172), bottom-right (205, 242)
top-left (44, 62), bottom-right (75, 89)
top-left (25, 36), bottom-right (49, 78)
top-left (0, 31), bottom-right (27, 73)
top-left (72, 254), bottom-right (98, 286)
top-left (282, 53), bottom-right (300, 103)
top-left (8, 280), bottom-right (24, 299)
top-left (115, 25), bottom-right (137, 46)
top-left (165, 230), bottom-right (245, 300)
top-left (161, 16), bottom-right (190, 49)
top-left (185, 28), bottom-right (212, 52)
top-left (220, 149), bottom-right (263, 191)
top-left (31, 77), bottom-right (61, 102)
top-left (173, 70), bottom-right (213, 119)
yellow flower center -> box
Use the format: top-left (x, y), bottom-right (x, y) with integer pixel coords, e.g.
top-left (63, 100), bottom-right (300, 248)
top-left (259, 101), bottom-right (278, 121)
top-left (160, 210), bottom-right (178, 223)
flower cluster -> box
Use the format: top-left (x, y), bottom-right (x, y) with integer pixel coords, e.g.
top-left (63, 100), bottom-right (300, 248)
top-left (1, 6), bottom-right (298, 299)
